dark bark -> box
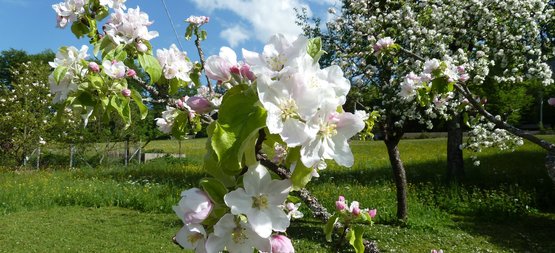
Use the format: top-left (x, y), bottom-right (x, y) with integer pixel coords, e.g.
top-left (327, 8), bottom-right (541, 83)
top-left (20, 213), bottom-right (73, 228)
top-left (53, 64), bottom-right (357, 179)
top-left (383, 129), bottom-right (408, 221)
top-left (447, 113), bottom-right (464, 183)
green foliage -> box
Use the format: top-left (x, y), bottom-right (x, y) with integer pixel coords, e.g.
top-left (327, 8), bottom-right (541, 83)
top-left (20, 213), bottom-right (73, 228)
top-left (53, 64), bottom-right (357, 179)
top-left (138, 54), bottom-right (162, 84)
top-left (210, 84), bottom-right (267, 174)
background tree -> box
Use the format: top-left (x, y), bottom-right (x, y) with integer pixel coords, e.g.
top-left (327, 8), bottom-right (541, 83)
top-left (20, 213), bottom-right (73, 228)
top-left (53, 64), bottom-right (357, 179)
top-left (298, 0), bottom-right (555, 220)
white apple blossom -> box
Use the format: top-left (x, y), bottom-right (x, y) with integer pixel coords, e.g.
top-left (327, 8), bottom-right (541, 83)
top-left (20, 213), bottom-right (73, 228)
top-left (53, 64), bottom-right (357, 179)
top-left (175, 223), bottom-right (207, 253)
top-left (373, 37), bottom-right (394, 55)
top-left (156, 44), bottom-right (193, 82)
top-left (102, 60), bottom-right (126, 79)
top-left (242, 34), bottom-right (308, 77)
top-left (155, 106), bottom-right (178, 134)
top-left (205, 214), bottom-right (271, 253)
top-left (52, 0), bottom-right (87, 28)
top-left (48, 45), bottom-right (89, 103)
top-left (186, 15), bottom-right (209, 26)
top-left (224, 162), bottom-right (292, 238)
top-left (100, 0), bottom-right (126, 10)
top-left (104, 7), bottom-right (159, 46)
top-left (301, 111), bottom-right (365, 168)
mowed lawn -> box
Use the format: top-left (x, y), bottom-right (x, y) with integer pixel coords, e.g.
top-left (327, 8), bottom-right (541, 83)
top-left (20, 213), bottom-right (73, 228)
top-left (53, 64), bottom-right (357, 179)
top-left (1, 136), bottom-right (555, 252)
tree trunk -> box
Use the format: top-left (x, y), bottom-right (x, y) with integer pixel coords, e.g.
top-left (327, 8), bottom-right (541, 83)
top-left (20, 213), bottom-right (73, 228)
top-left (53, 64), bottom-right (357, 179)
top-left (384, 132), bottom-right (408, 221)
top-left (546, 150), bottom-right (555, 183)
top-left (447, 113), bottom-right (464, 183)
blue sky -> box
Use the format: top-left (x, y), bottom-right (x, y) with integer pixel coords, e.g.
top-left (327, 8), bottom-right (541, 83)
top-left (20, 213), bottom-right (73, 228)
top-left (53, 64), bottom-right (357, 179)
top-left (0, 0), bottom-right (339, 61)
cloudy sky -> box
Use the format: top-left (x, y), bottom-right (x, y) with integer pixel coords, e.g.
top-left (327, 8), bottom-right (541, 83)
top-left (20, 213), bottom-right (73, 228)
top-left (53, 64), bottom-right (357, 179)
top-left (0, 0), bottom-right (340, 61)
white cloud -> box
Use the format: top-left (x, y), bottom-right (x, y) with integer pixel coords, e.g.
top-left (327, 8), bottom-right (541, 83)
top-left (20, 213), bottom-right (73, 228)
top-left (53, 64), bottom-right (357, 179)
top-left (189, 0), bottom-right (311, 43)
top-left (220, 25), bottom-right (249, 47)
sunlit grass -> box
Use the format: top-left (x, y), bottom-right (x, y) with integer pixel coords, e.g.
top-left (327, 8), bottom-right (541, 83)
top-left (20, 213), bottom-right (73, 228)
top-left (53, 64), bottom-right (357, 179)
top-left (1, 135), bottom-right (554, 252)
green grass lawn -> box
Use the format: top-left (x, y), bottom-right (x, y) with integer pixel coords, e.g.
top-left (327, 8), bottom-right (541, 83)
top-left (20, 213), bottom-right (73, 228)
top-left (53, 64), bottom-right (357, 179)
top-left (1, 136), bottom-right (554, 252)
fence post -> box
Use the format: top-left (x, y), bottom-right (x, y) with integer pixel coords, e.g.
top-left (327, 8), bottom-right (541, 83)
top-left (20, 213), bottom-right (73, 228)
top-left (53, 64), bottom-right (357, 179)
top-left (36, 146), bottom-right (40, 170)
top-left (70, 144), bottom-right (75, 168)
top-left (124, 138), bottom-right (129, 166)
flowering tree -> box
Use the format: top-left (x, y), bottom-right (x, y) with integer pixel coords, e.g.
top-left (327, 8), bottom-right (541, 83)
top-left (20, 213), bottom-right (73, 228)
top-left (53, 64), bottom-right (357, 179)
top-left (0, 61), bottom-right (53, 166)
top-left (50, 0), bottom-right (378, 252)
top-left (299, 0), bottom-right (555, 220)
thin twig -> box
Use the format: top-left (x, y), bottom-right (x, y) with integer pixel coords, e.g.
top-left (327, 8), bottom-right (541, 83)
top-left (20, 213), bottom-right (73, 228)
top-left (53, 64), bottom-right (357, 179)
top-left (193, 29), bottom-right (213, 93)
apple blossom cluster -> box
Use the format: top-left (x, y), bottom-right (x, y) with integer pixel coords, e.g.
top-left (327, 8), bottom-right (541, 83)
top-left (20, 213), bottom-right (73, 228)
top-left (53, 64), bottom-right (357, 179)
top-left (156, 44), bottom-right (193, 82)
top-left (104, 7), bottom-right (159, 47)
top-left (48, 45), bottom-right (89, 104)
top-left (462, 115), bottom-right (524, 154)
top-left (335, 196), bottom-right (377, 222)
top-left (52, 0), bottom-right (127, 28)
top-left (173, 163), bottom-right (295, 253)
top-left (205, 47), bottom-right (256, 86)
top-left (186, 15), bottom-right (209, 26)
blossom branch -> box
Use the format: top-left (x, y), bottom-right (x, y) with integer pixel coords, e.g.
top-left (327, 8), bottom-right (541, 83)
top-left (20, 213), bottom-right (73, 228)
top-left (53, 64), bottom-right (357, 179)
top-left (193, 29), bottom-right (213, 93)
top-left (454, 84), bottom-right (555, 152)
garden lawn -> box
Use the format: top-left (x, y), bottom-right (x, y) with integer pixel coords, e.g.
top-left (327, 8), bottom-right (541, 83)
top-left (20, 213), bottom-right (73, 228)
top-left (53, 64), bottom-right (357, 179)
top-left (1, 136), bottom-right (554, 252)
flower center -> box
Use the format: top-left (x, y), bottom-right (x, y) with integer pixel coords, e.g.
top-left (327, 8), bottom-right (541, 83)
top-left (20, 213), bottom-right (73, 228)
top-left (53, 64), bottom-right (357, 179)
top-left (232, 226), bottom-right (247, 244)
top-left (187, 232), bottom-right (203, 244)
top-left (266, 55), bottom-right (286, 71)
top-left (252, 195), bottom-right (269, 209)
top-left (279, 98), bottom-right (298, 121)
top-left (319, 122), bottom-right (338, 138)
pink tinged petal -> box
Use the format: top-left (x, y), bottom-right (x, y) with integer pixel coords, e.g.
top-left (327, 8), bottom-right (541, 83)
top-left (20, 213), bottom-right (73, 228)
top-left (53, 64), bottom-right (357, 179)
top-left (280, 119), bottom-right (308, 147)
top-left (548, 98), bottom-right (555, 106)
top-left (248, 209), bottom-right (273, 238)
top-left (243, 163), bottom-right (271, 196)
top-left (172, 205), bottom-right (186, 223)
top-left (369, 209), bottom-right (377, 218)
top-left (271, 235), bottom-right (295, 253)
top-left (205, 55), bottom-right (231, 81)
top-left (336, 113), bottom-right (365, 139)
top-left (219, 47), bottom-right (238, 65)
top-left (224, 188), bottom-right (253, 215)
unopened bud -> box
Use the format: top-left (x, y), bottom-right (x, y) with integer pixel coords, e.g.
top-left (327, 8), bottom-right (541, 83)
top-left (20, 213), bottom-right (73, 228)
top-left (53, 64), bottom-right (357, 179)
top-left (126, 69), bottom-right (137, 77)
top-left (548, 97), bottom-right (555, 106)
top-left (187, 96), bottom-right (213, 114)
top-left (121, 88), bottom-right (131, 97)
top-left (88, 62), bottom-right (100, 73)
top-left (229, 65), bottom-right (240, 75)
top-left (369, 209), bottom-right (377, 219)
top-left (137, 42), bottom-right (148, 53)
top-left (240, 64), bottom-right (256, 81)
top-left (270, 235), bottom-right (295, 253)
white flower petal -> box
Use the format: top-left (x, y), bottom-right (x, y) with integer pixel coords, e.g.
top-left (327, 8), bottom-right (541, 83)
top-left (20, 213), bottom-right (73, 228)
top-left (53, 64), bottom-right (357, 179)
top-left (224, 188), bottom-right (253, 215)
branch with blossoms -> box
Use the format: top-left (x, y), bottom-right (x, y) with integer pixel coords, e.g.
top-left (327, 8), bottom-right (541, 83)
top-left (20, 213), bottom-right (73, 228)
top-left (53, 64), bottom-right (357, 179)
top-left (49, 1), bottom-right (380, 252)
top-left (378, 41), bottom-right (555, 182)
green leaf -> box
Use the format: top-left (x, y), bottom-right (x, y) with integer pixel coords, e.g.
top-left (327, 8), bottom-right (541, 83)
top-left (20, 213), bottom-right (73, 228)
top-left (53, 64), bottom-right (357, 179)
top-left (324, 214), bottom-right (339, 242)
top-left (199, 178), bottom-right (228, 205)
top-left (200, 30), bottom-right (208, 41)
top-left (138, 54), bottom-right (162, 83)
top-left (172, 111), bottom-right (189, 138)
top-left (211, 85), bottom-right (267, 175)
top-left (95, 6), bottom-right (109, 21)
top-left (76, 92), bottom-right (95, 107)
top-left (130, 89), bottom-right (148, 120)
top-left (169, 78), bottom-right (182, 95)
top-left (204, 123), bottom-right (236, 187)
top-left (348, 226), bottom-right (365, 253)
top-left (307, 37), bottom-right (325, 62)
top-left (290, 160), bottom-right (314, 190)
top-left (53, 66), bottom-right (68, 84)
top-left (71, 21), bottom-right (89, 38)
top-left (185, 24), bottom-right (195, 40)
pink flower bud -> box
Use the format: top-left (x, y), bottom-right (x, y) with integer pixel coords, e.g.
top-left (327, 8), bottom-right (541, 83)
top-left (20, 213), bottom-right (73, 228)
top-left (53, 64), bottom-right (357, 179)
top-left (271, 235), bottom-right (295, 253)
top-left (335, 200), bottom-right (346, 211)
top-left (548, 98), bottom-right (555, 106)
top-left (186, 96), bottom-right (213, 114)
top-left (121, 89), bottom-right (131, 97)
top-left (176, 99), bottom-right (184, 109)
top-left (369, 209), bottom-right (377, 219)
top-left (229, 65), bottom-right (241, 75)
top-left (88, 62), bottom-right (100, 73)
top-left (286, 202), bottom-right (296, 211)
top-left (456, 65), bottom-right (465, 74)
top-left (136, 42), bottom-right (148, 53)
top-left (459, 73), bottom-right (470, 83)
top-left (349, 201), bottom-right (361, 216)
top-left (174, 188), bottom-right (213, 224)
top-left (240, 64), bottom-right (256, 81)
top-left (338, 196), bottom-right (345, 202)
top-left (126, 69), bottom-right (137, 77)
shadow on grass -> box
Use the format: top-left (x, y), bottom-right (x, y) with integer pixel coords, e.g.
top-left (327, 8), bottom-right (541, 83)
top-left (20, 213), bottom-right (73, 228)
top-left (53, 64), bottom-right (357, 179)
top-left (452, 214), bottom-right (555, 253)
